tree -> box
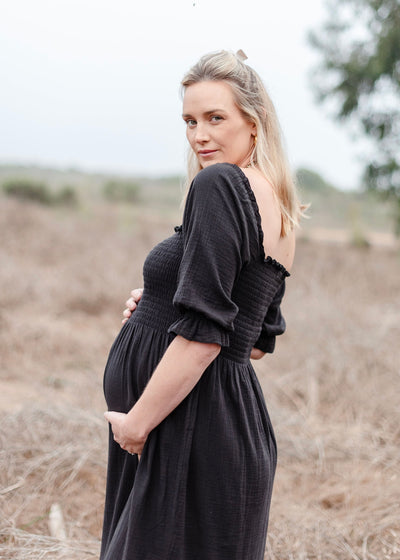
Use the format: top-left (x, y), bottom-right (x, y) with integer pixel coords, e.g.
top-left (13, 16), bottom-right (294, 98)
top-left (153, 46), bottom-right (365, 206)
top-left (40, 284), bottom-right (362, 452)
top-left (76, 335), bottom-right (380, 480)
top-left (309, 0), bottom-right (400, 232)
top-left (296, 167), bottom-right (338, 193)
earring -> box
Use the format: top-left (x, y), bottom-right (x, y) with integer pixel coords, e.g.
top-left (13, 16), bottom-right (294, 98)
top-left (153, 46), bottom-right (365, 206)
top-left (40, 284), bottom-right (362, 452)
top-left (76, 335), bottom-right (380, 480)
top-left (254, 134), bottom-right (258, 146)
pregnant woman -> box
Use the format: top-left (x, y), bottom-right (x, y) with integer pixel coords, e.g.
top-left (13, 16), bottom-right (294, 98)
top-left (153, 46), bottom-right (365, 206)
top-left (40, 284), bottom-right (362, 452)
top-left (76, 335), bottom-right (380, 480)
top-left (100, 49), bottom-right (303, 560)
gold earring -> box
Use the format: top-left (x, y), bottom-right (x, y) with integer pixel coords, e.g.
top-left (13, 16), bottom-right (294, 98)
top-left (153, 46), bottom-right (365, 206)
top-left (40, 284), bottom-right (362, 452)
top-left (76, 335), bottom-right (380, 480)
top-left (254, 134), bottom-right (258, 146)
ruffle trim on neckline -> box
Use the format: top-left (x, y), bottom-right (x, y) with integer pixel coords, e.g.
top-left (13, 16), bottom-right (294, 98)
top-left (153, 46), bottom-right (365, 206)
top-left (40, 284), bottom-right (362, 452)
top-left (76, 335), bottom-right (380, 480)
top-left (264, 255), bottom-right (290, 277)
top-left (229, 164), bottom-right (291, 278)
top-left (175, 165), bottom-right (290, 278)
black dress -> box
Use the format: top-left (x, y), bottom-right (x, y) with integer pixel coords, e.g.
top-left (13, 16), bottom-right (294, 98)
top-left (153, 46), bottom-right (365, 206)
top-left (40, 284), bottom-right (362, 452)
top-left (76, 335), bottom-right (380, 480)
top-left (101, 163), bottom-right (289, 560)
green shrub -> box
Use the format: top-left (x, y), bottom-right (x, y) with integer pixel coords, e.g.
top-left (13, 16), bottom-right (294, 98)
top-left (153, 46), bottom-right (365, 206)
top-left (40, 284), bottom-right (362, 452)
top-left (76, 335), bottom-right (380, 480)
top-left (2, 178), bottom-right (53, 204)
top-left (54, 185), bottom-right (78, 207)
top-left (2, 178), bottom-right (79, 207)
top-left (103, 180), bottom-right (140, 203)
top-left (348, 204), bottom-right (371, 248)
top-left (296, 167), bottom-right (337, 193)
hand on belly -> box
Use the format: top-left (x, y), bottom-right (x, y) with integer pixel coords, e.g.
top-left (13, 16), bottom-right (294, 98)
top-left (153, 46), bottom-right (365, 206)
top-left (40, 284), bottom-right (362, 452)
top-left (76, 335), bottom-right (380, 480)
top-left (104, 411), bottom-right (146, 457)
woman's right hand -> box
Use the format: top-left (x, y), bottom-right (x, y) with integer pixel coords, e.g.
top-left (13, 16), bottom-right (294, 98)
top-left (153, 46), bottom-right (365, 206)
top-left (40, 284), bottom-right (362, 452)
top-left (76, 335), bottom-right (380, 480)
top-left (122, 288), bottom-right (143, 324)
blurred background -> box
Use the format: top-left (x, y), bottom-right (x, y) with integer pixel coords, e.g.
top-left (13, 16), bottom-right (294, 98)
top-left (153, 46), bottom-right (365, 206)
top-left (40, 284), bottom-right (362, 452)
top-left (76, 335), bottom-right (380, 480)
top-left (1, 0), bottom-right (399, 558)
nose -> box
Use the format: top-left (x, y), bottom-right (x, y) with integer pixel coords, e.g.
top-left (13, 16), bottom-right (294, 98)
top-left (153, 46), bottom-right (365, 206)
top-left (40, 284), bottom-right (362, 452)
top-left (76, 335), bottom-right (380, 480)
top-left (193, 122), bottom-right (210, 143)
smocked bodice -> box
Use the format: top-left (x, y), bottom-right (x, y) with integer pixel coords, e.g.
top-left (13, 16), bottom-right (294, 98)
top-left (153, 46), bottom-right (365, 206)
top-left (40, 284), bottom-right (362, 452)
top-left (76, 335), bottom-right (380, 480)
top-left (130, 226), bottom-right (288, 363)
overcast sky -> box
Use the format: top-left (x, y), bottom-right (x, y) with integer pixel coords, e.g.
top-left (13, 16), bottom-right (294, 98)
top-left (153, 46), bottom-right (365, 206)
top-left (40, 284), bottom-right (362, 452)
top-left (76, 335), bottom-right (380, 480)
top-left (0, 0), bottom-right (365, 189)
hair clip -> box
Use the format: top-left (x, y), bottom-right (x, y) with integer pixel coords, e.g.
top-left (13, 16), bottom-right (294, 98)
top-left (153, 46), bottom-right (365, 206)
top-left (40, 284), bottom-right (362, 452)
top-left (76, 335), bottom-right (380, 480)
top-left (236, 49), bottom-right (248, 62)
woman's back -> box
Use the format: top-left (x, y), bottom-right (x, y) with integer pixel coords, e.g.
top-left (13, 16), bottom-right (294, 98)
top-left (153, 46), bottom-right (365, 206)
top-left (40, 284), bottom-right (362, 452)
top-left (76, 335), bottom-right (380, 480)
top-left (242, 167), bottom-right (296, 273)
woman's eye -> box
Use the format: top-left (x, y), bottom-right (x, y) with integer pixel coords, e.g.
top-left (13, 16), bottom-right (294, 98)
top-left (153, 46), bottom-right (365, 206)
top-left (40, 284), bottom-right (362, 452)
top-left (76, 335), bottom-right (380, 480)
top-left (186, 119), bottom-right (196, 127)
top-left (211, 115), bottom-right (223, 123)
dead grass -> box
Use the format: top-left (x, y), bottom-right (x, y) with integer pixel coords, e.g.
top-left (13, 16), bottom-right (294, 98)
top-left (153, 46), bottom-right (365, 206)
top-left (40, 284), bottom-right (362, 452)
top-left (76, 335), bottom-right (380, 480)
top-left (1, 195), bottom-right (399, 559)
top-left (259, 240), bottom-right (400, 559)
top-left (0, 408), bottom-right (104, 559)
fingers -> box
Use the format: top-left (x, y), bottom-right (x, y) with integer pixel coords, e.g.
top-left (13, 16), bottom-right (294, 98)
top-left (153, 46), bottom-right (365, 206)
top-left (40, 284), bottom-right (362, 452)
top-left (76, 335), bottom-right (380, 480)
top-left (122, 289), bottom-right (143, 323)
top-left (122, 305), bottom-right (133, 324)
top-left (130, 288), bottom-right (143, 302)
top-left (104, 411), bottom-right (116, 423)
top-left (104, 411), bottom-right (145, 455)
top-left (104, 410), bottom-right (124, 425)
top-left (122, 307), bottom-right (132, 324)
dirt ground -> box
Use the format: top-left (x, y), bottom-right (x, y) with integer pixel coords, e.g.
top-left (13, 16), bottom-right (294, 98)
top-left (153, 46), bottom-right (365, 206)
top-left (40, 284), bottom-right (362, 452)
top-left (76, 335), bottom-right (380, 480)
top-left (0, 196), bottom-right (399, 559)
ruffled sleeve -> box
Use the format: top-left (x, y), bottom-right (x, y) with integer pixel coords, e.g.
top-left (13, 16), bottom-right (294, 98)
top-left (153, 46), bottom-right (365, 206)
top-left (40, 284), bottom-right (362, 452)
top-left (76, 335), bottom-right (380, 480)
top-left (167, 164), bottom-right (256, 346)
top-left (253, 280), bottom-right (287, 353)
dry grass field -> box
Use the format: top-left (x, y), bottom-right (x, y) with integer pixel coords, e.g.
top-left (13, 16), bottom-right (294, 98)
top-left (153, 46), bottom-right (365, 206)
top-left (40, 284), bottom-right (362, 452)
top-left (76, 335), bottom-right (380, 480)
top-left (0, 191), bottom-right (399, 559)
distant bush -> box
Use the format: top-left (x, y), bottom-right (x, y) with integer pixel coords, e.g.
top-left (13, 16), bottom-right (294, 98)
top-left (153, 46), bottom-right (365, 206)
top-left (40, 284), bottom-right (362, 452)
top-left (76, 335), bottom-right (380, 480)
top-left (103, 179), bottom-right (140, 203)
top-left (348, 204), bottom-right (371, 248)
top-left (2, 178), bottom-right (53, 204)
top-left (54, 185), bottom-right (79, 207)
top-left (2, 178), bottom-right (79, 207)
top-left (296, 168), bottom-right (337, 193)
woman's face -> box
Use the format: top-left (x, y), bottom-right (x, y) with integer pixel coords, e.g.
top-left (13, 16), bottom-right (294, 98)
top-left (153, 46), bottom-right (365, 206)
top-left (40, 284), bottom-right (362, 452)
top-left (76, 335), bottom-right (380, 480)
top-left (182, 80), bottom-right (256, 168)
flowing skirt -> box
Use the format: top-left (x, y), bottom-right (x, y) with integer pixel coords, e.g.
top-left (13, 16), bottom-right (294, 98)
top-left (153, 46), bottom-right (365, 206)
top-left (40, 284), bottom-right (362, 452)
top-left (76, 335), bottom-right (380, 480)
top-left (101, 320), bottom-right (277, 560)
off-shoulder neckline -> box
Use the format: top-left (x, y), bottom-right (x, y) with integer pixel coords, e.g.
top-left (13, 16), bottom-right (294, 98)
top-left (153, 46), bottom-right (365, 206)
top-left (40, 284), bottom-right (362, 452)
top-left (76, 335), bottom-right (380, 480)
top-left (229, 164), bottom-right (290, 278)
top-left (174, 163), bottom-right (290, 278)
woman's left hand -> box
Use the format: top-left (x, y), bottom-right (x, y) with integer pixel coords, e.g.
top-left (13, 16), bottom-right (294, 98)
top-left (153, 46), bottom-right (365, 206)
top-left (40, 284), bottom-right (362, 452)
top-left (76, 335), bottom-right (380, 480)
top-left (250, 347), bottom-right (266, 360)
top-left (122, 288), bottom-right (143, 324)
top-left (104, 411), bottom-right (146, 456)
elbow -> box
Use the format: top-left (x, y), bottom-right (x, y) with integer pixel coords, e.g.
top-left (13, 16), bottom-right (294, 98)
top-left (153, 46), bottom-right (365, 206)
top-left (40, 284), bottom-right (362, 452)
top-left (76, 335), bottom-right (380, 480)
top-left (196, 342), bottom-right (221, 368)
top-left (205, 342), bottom-right (221, 361)
top-left (177, 336), bottom-right (221, 369)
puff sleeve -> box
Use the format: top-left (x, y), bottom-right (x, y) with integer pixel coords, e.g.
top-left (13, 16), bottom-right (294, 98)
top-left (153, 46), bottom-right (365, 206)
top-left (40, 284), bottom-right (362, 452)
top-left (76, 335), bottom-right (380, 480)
top-left (167, 164), bottom-right (256, 346)
top-left (253, 280), bottom-right (287, 353)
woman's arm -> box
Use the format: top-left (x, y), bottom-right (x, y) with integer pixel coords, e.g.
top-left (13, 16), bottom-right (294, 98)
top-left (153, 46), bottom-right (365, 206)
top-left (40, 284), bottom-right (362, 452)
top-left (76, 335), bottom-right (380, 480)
top-left (105, 335), bottom-right (220, 455)
top-left (122, 288), bottom-right (265, 360)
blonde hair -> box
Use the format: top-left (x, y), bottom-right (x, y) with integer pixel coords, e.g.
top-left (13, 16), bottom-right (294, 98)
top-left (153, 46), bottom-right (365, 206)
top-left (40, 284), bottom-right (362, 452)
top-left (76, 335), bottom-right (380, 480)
top-left (181, 50), bottom-right (305, 236)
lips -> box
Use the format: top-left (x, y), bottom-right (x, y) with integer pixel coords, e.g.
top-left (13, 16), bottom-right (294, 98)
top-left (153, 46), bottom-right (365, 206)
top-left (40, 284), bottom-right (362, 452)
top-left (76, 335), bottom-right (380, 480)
top-left (198, 150), bottom-right (217, 156)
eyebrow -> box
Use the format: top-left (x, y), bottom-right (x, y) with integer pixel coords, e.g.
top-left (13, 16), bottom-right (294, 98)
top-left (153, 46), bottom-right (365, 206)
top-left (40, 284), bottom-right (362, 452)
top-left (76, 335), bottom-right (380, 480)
top-left (182, 109), bottom-right (227, 118)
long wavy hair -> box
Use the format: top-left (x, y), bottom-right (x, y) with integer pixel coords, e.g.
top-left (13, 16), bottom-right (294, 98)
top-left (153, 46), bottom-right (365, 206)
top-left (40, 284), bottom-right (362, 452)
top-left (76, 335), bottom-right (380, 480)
top-left (181, 50), bottom-right (305, 236)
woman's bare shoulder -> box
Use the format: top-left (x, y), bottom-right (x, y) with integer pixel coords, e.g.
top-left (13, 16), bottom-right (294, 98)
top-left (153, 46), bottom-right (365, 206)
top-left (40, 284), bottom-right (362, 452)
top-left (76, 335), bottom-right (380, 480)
top-left (240, 167), bottom-right (295, 271)
top-left (240, 166), bottom-right (274, 194)
top-left (240, 168), bottom-right (281, 233)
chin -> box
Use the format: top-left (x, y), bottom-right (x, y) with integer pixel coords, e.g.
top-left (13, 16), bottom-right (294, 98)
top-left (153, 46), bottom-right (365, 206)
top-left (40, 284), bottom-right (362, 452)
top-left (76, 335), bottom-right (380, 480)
top-left (200, 157), bottom-right (226, 168)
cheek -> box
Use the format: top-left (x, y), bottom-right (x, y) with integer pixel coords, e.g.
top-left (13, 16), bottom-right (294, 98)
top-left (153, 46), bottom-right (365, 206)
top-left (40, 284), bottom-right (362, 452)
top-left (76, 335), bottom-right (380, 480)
top-left (186, 130), bottom-right (193, 147)
top-left (228, 132), bottom-right (247, 153)
top-left (237, 129), bottom-right (253, 149)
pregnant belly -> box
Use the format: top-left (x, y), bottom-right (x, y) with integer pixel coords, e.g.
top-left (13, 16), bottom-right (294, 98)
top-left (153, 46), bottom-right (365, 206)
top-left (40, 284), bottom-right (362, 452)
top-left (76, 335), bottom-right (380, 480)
top-left (103, 321), bottom-right (174, 412)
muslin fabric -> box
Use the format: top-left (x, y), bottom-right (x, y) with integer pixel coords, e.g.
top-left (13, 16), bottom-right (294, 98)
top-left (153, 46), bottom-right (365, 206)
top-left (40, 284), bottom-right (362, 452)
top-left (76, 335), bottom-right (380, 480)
top-left (100, 163), bottom-right (289, 560)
